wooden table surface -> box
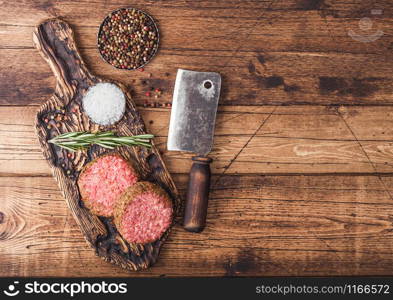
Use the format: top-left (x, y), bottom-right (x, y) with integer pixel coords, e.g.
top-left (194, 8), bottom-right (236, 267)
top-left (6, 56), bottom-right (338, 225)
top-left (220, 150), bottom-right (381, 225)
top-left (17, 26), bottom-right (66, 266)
top-left (1, 0), bottom-right (393, 277)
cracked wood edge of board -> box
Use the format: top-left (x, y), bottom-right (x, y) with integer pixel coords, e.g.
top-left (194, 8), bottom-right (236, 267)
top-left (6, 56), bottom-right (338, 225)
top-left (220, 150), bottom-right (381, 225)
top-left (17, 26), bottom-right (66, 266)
top-left (32, 18), bottom-right (181, 271)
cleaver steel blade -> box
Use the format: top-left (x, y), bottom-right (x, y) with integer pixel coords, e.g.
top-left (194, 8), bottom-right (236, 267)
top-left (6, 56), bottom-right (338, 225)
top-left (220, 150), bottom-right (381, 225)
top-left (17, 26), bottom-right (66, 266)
top-left (167, 69), bottom-right (221, 156)
top-left (167, 69), bottom-right (221, 233)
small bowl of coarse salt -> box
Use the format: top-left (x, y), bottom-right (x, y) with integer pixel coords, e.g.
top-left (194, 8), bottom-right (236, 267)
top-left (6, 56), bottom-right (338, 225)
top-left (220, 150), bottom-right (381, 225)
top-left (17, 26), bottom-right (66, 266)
top-left (82, 82), bottom-right (126, 126)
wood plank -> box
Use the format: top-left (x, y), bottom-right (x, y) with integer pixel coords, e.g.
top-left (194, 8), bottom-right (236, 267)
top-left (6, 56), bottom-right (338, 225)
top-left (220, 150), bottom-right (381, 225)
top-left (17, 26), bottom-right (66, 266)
top-left (2, 47), bottom-right (393, 106)
top-left (2, 105), bottom-right (393, 176)
top-left (1, 0), bottom-right (392, 53)
top-left (1, 0), bottom-right (393, 106)
top-left (1, 175), bottom-right (393, 276)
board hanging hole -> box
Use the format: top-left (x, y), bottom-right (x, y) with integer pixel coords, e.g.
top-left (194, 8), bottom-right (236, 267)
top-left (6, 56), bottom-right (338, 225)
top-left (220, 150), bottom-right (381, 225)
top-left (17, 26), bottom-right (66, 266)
top-left (203, 80), bottom-right (212, 89)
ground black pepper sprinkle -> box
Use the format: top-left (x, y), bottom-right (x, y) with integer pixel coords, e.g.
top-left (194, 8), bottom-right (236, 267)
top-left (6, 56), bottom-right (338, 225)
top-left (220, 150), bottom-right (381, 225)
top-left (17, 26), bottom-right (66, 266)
top-left (98, 8), bottom-right (159, 70)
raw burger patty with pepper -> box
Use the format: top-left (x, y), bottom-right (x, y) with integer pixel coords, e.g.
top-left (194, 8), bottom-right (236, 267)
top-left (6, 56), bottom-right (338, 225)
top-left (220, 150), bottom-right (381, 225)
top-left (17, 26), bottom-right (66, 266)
top-left (114, 181), bottom-right (173, 244)
top-left (78, 154), bottom-right (139, 217)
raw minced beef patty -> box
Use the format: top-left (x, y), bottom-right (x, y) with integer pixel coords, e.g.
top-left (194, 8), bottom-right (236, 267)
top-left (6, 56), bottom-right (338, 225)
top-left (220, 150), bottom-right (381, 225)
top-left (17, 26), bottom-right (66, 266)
top-left (114, 181), bottom-right (173, 244)
top-left (78, 154), bottom-right (139, 217)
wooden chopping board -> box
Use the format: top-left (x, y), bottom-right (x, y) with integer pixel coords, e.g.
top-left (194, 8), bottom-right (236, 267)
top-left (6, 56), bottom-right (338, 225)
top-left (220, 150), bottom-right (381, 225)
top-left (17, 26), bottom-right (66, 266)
top-left (32, 18), bottom-right (181, 271)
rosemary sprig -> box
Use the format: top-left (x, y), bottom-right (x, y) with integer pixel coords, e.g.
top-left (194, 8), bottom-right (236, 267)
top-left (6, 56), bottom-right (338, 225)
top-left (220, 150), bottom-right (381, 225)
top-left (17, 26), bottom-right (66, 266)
top-left (48, 131), bottom-right (154, 152)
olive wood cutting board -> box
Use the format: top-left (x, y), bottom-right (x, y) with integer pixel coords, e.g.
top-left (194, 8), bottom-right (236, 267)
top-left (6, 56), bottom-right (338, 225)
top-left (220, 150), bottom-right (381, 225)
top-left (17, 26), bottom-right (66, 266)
top-left (32, 18), bottom-right (181, 271)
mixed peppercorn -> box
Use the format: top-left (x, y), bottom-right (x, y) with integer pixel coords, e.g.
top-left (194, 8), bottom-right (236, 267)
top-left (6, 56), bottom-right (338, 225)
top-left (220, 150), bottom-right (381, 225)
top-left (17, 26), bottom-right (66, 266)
top-left (98, 8), bottom-right (159, 70)
top-left (141, 85), bottom-right (171, 107)
top-left (42, 106), bottom-right (75, 177)
top-left (43, 106), bottom-right (66, 130)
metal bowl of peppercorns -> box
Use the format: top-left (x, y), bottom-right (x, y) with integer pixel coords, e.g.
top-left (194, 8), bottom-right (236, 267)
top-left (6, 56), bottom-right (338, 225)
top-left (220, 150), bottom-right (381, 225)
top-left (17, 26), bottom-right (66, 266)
top-left (97, 7), bottom-right (160, 70)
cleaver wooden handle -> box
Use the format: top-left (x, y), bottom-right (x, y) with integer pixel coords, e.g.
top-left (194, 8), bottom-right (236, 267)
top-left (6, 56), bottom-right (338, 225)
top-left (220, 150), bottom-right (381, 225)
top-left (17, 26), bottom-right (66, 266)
top-left (183, 156), bottom-right (213, 232)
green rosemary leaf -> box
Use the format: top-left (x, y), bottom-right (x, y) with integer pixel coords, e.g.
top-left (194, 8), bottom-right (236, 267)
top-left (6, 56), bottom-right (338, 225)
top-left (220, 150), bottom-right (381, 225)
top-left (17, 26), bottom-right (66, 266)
top-left (51, 131), bottom-right (82, 140)
top-left (97, 141), bottom-right (119, 146)
top-left (57, 144), bottom-right (77, 152)
top-left (97, 131), bottom-right (115, 137)
top-left (94, 142), bottom-right (115, 149)
top-left (130, 134), bottom-right (154, 138)
top-left (128, 138), bottom-right (151, 143)
top-left (58, 141), bottom-right (80, 145)
top-left (76, 133), bottom-right (96, 139)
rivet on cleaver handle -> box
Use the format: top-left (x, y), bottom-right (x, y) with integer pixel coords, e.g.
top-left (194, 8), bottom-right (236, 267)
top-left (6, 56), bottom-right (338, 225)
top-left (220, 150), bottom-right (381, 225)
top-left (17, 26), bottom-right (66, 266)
top-left (167, 69), bottom-right (221, 232)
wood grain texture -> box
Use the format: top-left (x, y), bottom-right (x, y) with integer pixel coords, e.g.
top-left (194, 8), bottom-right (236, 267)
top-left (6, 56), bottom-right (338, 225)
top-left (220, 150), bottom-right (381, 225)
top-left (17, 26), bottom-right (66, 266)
top-left (1, 0), bottom-right (393, 106)
top-left (2, 49), bottom-right (393, 107)
top-left (1, 175), bottom-right (393, 276)
top-left (32, 19), bottom-right (180, 271)
top-left (1, 106), bottom-right (393, 176)
top-left (183, 157), bottom-right (213, 232)
top-left (1, 0), bottom-right (393, 277)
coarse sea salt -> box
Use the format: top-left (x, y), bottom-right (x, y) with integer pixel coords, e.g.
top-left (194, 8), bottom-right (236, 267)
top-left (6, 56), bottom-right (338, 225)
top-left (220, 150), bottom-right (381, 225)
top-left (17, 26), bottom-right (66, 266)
top-left (82, 82), bottom-right (126, 125)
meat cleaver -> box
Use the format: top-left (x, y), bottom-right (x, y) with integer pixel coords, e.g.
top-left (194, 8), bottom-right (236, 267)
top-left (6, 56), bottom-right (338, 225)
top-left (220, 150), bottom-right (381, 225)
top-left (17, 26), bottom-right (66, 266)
top-left (168, 69), bottom-right (221, 232)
